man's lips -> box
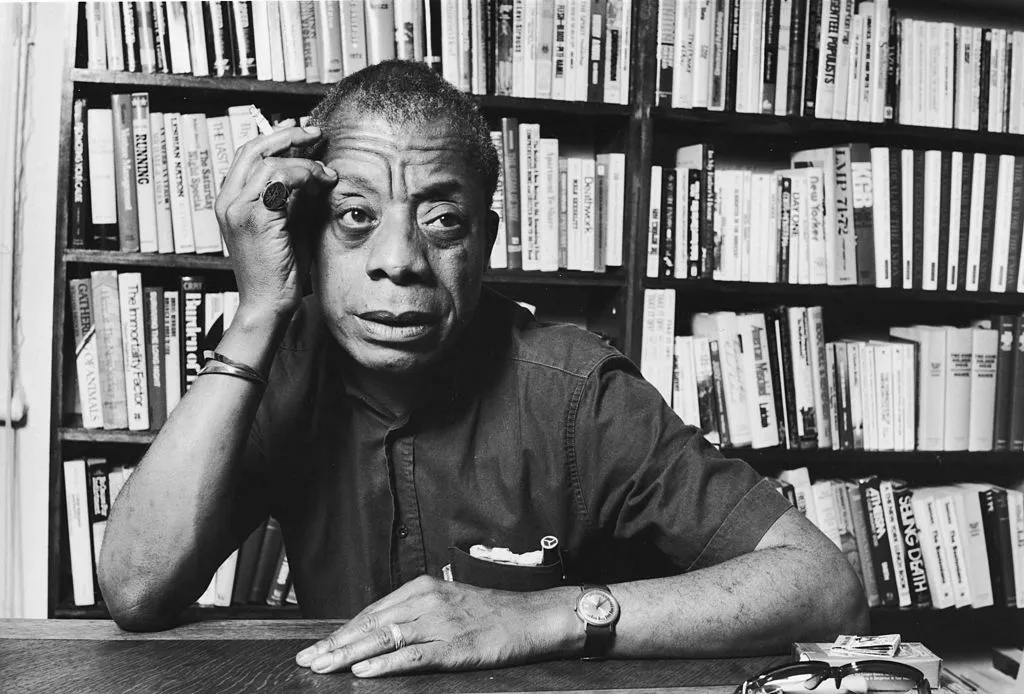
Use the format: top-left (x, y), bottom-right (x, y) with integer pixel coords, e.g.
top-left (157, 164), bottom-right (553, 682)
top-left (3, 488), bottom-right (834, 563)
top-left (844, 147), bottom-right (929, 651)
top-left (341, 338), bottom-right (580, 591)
top-left (358, 310), bottom-right (440, 327)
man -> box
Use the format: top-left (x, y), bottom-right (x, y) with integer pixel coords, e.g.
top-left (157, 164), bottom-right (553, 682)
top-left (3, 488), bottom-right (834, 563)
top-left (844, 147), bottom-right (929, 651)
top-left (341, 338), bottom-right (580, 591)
top-left (99, 61), bottom-right (867, 678)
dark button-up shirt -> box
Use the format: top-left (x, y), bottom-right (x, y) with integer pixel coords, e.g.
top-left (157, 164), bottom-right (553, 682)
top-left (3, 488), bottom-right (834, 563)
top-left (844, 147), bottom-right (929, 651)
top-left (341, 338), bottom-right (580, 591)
top-left (238, 289), bottom-right (791, 618)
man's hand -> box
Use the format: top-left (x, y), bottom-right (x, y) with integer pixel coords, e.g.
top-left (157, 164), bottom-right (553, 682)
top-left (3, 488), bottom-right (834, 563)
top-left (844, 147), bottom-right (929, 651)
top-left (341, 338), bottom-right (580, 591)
top-left (215, 124), bottom-right (338, 323)
top-left (295, 576), bottom-right (583, 678)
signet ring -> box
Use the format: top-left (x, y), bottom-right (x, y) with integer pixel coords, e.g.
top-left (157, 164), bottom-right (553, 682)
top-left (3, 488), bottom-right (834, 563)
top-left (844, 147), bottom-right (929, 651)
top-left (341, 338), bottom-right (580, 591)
top-left (261, 180), bottom-right (290, 212)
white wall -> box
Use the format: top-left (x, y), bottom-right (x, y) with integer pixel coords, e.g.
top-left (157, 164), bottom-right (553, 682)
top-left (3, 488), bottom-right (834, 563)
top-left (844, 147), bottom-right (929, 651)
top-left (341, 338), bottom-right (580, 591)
top-left (13, 1), bottom-right (72, 618)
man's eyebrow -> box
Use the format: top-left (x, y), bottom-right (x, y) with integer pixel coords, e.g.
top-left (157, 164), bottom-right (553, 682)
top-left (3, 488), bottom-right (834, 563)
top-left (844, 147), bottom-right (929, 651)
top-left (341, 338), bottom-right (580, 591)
top-left (409, 179), bottom-right (469, 201)
top-left (331, 172), bottom-right (379, 192)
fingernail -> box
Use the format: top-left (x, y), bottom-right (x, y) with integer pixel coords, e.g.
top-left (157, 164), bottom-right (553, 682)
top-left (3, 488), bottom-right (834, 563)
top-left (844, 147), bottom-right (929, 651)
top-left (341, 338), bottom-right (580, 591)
top-left (312, 655), bottom-right (332, 673)
top-left (351, 662), bottom-right (370, 675)
top-left (296, 648), bottom-right (314, 667)
top-left (304, 125), bottom-right (321, 135)
top-left (319, 162), bottom-right (337, 177)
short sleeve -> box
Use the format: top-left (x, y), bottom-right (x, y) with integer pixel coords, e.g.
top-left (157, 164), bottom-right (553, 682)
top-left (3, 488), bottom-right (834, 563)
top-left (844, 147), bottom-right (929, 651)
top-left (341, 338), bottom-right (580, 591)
top-left (573, 356), bottom-right (792, 572)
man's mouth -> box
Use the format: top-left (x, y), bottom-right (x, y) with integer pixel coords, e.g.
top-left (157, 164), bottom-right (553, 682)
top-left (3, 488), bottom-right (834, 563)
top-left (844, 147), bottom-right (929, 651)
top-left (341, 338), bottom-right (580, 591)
top-left (358, 310), bottom-right (440, 327)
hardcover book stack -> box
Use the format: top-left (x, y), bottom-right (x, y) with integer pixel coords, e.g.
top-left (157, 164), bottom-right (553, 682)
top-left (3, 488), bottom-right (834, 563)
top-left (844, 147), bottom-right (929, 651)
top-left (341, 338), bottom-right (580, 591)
top-left (773, 468), bottom-right (1024, 611)
top-left (648, 144), bottom-right (1024, 292)
top-left (83, 0), bottom-right (633, 103)
top-left (655, 0), bottom-right (1024, 132)
top-left (641, 296), bottom-right (1024, 453)
top-left (62, 455), bottom-right (295, 608)
top-left (68, 272), bottom-right (235, 431)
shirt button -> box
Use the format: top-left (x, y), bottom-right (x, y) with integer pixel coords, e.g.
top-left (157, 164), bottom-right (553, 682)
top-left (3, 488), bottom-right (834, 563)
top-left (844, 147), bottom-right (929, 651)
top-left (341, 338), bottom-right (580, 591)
top-left (397, 525), bottom-right (410, 539)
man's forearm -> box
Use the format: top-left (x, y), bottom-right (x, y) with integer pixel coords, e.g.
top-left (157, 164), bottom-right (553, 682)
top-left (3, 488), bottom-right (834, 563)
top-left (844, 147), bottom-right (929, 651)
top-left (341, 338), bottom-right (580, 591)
top-left (97, 308), bottom-right (289, 630)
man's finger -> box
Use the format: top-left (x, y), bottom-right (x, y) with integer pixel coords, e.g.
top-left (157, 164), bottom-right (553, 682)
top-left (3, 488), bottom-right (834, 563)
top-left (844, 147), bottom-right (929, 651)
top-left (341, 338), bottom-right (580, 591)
top-left (306, 622), bottom-right (424, 674)
top-left (350, 642), bottom-right (444, 678)
top-left (233, 161), bottom-right (337, 207)
top-left (219, 126), bottom-right (324, 201)
top-left (295, 603), bottom-right (417, 667)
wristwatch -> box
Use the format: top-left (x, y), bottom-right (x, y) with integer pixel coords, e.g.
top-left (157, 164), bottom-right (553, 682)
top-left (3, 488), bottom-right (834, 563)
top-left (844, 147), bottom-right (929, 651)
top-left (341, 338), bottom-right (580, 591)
top-left (574, 584), bottom-right (620, 658)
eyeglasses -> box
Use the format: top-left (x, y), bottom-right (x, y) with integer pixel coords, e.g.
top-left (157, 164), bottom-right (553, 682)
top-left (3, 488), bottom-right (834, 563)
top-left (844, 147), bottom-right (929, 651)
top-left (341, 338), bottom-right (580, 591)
top-left (735, 659), bottom-right (932, 694)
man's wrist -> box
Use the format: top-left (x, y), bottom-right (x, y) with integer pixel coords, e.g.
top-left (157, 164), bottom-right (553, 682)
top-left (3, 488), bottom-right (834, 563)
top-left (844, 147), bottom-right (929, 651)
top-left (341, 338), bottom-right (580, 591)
top-left (528, 586), bottom-right (587, 658)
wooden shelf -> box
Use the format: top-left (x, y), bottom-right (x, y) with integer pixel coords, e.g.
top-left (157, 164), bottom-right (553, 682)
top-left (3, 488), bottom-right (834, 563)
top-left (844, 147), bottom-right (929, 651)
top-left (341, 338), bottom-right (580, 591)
top-left (646, 278), bottom-right (1024, 307)
top-left (63, 249), bottom-right (626, 287)
top-left (69, 68), bottom-right (631, 118)
top-left (653, 107), bottom-right (1024, 154)
top-left (722, 447), bottom-right (1024, 469)
top-left (53, 602), bottom-right (301, 621)
top-left (60, 428), bottom-right (156, 445)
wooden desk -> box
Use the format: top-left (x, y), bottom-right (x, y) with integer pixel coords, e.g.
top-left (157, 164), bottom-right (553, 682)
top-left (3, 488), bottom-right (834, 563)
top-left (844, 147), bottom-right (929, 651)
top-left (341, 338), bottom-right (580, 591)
top-left (0, 619), bottom-right (788, 693)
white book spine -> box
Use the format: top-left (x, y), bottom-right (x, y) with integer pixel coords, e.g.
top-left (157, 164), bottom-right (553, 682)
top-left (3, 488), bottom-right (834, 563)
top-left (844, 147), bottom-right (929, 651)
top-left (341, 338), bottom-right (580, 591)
top-left (488, 132), bottom-right (508, 270)
top-left (103, 2), bottom-right (125, 71)
top-left (212, 550), bottom-right (239, 607)
top-left (552, 0), bottom-right (571, 100)
top-left (574, 0), bottom-right (592, 101)
top-left (440, 0), bottom-right (461, 88)
top-left (874, 343), bottom-right (894, 450)
top-left (472, 0), bottom-right (489, 95)
top-left (844, 11), bottom-right (863, 122)
top-left (857, 8), bottom-right (874, 121)
top-left (225, 106), bottom-right (259, 152)
top-left (521, 0), bottom-right (537, 98)
top-left (744, 312), bottom-right (780, 449)
top-left (365, 0), bottom-right (397, 65)
top-left (861, 342), bottom-right (878, 451)
top-left (279, 0), bottom-right (307, 82)
top-left (673, 336), bottom-right (701, 428)
top-left (567, 156), bottom-right (583, 270)
top-left (181, 114), bottom-right (222, 254)
top-left (149, 113), bottom-right (175, 254)
top-left (901, 149), bottom-right (914, 288)
top-left (811, 481), bottom-right (843, 548)
top-left (806, 306), bottom-right (832, 449)
top-left (989, 29), bottom-right (1007, 133)
top-left (938, 494), bottom-right (972, 608)
top-left (956, 486), bottom-right (994, 608)
top-left (946, 152), bottom-right (964, 291)
top-left (87, 3), bottom-right (108, 70)
top-left (64, 459), bottom-right (96, 606)
top-left (163, 113), bottom-right (196, 254)
top-left (926, 22), bottom-right (941, 127)
top-left (955, 27), bottom-right (972, 130)
top-left (252, 0), bottom-right (274, 81)
top-left (775, 0), bottom-right (793, 116)
top-left (163, 292), bottom-right (182, 415)
top-left (1010, 32), bottom-right (1024, 134)
top-left (617, 0), bottom-right (632, 104)
top-left (806, 168), bottom-right (828, 285)
top-left (738, 171), bottom-right (751, 282)
top-left (870, 148), bottom-right (891, 287)
top-left (816, 0), bottom-right (842, 119)
top-left (870, 0), bottom-right (889, 122)
top-left (922, 150), bottom-right (941, 290)
top-left (538, 138), bottom-right (560, 272)
top-left (692, 0), bottom-right (712, 109)
top-left (923, 328), bottom-right (947, 451)
top-left (339, 0), bottom-right (368, 75)
top-left (69, 280), bottom-right (104, 430)
top-left (731, 0), bottom-right (751, 112)
top-left (87, 109), bottom-right (117, 225)
top-left (118, 273), bottom-right (149, 431)
top-left (605, 153), bottom-right (625, 267)
top-left (990, 155), bottom-right (1016, 292)
top-left (674, 167), bottom-right (690, 278)
top-left (130, 95), bottom-right (158, 254)
top-left (965, 153), bottom-right (987, 292)
top-left (911, 493), bottom-right (955, 609)
top-left (647, 165), bottom-right (662, 278)
top-left (943, 327), bottom-right (973, 451)
top-left (518, 123), bottom-right (538, 271)
top-left (205, 116), bottom-right (235, 197)
top-left (185, 1), bottom-right (210, 76)
top-left (456, 0), bottom-right (473, 91)
top-left (970, 27), bottom-right (982, 130)
top-left (640, 289), bottom-right (675, 404)
top-left (579, 157), bottom-right (597, 272)
top-left (967, 328), bottom-right (998, 451)
top-left (265, 0), bottom-right (287, 81)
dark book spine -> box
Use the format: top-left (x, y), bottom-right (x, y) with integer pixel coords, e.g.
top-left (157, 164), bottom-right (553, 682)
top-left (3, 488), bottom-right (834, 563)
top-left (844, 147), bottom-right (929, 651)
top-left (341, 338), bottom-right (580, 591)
top-left (687, 169), bottom-right (701, 279)
top-left (894, 483), bottom-right (932, 609)
top-left (587, 0), bottom-right (607, 103)
top-left (850, 143), bottom-right (875, 286)
top-left (709, 0), bottom-right (728, 110)
top-left (887, 148), bottom-right (902, 289)
top-left (802, 0), bottom-right (822, 117)
top-left (660, 168), bottom-right (676, 279)
top-left (70, 98), bottom-right (92, 249)
top-left (911, 150), bottom-right (925, 289)
top-left (656, 0), bottom-right (675, 105)
top-left (204, 1), bottom-right (234, 77)
top-left (232, 520), bottom-right (268, 604)
top-left (499, 117), bottom-right (522, 270)
top-left (483, 0), bottom-right (496, 95)
top-left (725, 0), bottom-right (740, 112)
top-left (835, 343), bottom-right (854, 450)
top-left (136, 1), bottom-right (157, 73)
top-left (143, 286), bottom-right (167, 429)
top-left (885, 10), bottom-right (900, 121)
top-left (230, 1), bottom-right (257, 77)
top-left (978, 154), bottom-right (1001, 290)
top-left (1005, 157), bottom-right (1024, 291)
top-left (993, 315), bottom-right (1016, 450)
top-left (152, 0), bottom-right (170, 73)
top-left (979, 487), bottom-right (1015, 607)
top-left (708, 338), bottom-right (732, 447)
top-left (938, 151), bottom-right (953, 290)
top-left (249, 517), bottom-right (283, 604)
top-left (426, 0), bottom-right (443, 74)
top-left (761, 0), bottom-right (780, 114)
top-left (786, 0), bottom-right (806, 116)
top-left (956, 153), bottom-right (974, 292)
top-left (121, 1), bottom-right (139, 72)
top-left (179, 276), bottom-right (206, 395)
top-left (266, 548), bottom-right (291, 606)
top-left (764, 310), bottom-right (790, 448)
top-left (979, 29), bottom-right (992, 132)
top-left (1009, 314), bottom-right (1024, 450)
top-left (860, 476), bottom-right (899, 606)
top-left (778, 176), bottom-right (792, 282)
top-left (109, 94), bottom-right (140, 252)
top-left (700, 147), bottom-right (716, 278)
top-left (777, 308), bottom-right (800, 447)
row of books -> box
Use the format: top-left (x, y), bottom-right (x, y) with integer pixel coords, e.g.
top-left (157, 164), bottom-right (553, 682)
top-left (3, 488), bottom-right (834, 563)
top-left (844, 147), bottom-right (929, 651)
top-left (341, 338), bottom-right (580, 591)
top-left (62, 456), bottom-right (295, 608)
top-left (775, 469), bottom-right (1024, 610)
top-left (641, 294), bottom-right (1024, 452)
top-left (648, 144), bottom-right (1024, 292)
top-left (82, 1), bottom-right (633, 104)
top-left (487, 119), bottom-right (626, 273)
top-left (69, 272), bottom-right (231, 431)
top-left (655, 0), bottom-right (1024, 135)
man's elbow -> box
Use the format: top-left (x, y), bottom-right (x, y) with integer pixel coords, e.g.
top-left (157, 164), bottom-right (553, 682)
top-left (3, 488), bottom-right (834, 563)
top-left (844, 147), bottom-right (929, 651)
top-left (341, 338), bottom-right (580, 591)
top-left (97, 553), bottom-right (179, 632)
top-left (821, 554), bottom-right (870, 637)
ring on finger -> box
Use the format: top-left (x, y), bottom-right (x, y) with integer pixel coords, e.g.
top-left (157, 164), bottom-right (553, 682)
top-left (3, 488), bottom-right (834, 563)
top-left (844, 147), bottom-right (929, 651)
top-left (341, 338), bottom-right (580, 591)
top-left (388, 623), bottom-right (406, 651)
top-left (261, 180), bottom-right (290, 211)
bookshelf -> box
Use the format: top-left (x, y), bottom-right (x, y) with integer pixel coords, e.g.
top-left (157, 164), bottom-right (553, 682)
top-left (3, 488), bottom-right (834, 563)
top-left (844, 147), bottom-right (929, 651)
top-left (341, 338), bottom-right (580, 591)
top-left (48, 0), bottom-right (1024, 649)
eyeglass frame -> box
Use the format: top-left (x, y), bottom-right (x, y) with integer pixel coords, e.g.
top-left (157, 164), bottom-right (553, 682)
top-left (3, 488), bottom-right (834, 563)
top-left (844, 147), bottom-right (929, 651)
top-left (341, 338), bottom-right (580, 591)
top-left (734, 658), bottom-right (932, 694)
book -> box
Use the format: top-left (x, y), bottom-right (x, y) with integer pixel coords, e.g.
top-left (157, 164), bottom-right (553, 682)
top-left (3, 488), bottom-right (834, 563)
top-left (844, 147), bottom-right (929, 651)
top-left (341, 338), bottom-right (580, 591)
top-left (232, 520), bottom-right (268, 604)
top-left (70, 99), bottom-right (92, 249)
top-left (63, 459), bottom-right (96, 606)
top-left (179, 276), bottom-right (206, 395)
top-left (180, 113), bottom-right (222, 254)
top-left (142, 286), bottom-right (167, 429)
top-left (110, 94), bottom-right (140, 252)
top-left (118, 273), bottom-right (149, 431)
top-left (249, 517), bottom-right (283, 603)
top-left (163, 290), bottom-right (182, 416)
top-left (163, 113), bottom-right (196, 254)
top-left (68, 279), bottom-right (104, 430)
top-left (86, 458), bottom-right (111, 581)
top-left (967, 327), bottom-right (998, 451)
top-left (91, 270), bottom-right (128, 430)
top-left (130, 94), bottom-right (158, 254)
top-left (149, 111), bottom-right (175, 254)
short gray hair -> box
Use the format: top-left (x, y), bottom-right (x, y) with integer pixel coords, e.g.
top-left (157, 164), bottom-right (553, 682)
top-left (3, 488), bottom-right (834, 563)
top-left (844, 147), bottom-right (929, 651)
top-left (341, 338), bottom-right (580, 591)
top-left (305, 60), bottom-right (500, 209)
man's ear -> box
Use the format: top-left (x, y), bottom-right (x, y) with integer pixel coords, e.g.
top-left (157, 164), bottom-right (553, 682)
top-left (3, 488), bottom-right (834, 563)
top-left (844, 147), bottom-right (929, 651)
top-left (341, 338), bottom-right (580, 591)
top-left (484, 209), bottom-right (500, 257)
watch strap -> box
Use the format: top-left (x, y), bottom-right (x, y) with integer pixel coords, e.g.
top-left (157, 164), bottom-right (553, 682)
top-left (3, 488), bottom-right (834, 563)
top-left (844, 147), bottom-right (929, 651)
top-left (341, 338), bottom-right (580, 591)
top-left (580, 584), bottom-right (616, 659)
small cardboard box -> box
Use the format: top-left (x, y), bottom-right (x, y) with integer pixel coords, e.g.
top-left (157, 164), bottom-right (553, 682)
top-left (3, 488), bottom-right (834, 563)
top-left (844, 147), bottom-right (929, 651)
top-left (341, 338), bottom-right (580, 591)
top-left (792, 641), bottom-right (942, 689)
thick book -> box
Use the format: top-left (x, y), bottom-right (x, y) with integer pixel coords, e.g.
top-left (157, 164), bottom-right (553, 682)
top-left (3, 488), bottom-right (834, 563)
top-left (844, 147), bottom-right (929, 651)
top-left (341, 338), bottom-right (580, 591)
top-left (179, 276), bottom-right (206, 395)
top-left (110, 94), bottom-right (140, 252)
top-left (675, 144), bottom-right (715, 278)
top-left (63, 459), bottom-right (96, 606)
top-left (163, 291), bottom-right (182, 416)
top-left (68, 279), bottom-right (104, 429)
top-left (71, 99), bottom-right (92, 248)
top-left (859, 476), bottom-right (898, 606)
top-left (844, 480), bottom-right (881, 607)
top-left (142, 286), bottom-right (167, 429)
top-left (181, 113), bottom-right (223, 254)
top-left (203, 1), bottom-right (235, 78)
top-left (977, 154), bottom-right (1001, 291)
top-left (230, 1), bottom-right (257, 77)
top-left (500, 117), bottom-right (522, 270)
top-left (339, 0), bottom-right (368, 75)
top-left (118, 273), bottom-right (150, 431)
top-left (205, 116), bottom-right (235, 197)
top-left (314, 0), bottom-right (343, 82)
top-left (993, 315), bottom-right (1016, 451)
top-left (954, 483), bottom-right (995, 608)
top-left (86, 458), bottom-right (111, 585)
top-left (979, 486), bottom-right (1016, 607)
top-left (130, 93), bottom-right (158, 254)
top-left (298, 0), bottom-right (320, 83)
top-left (232, 521), bottom-right (268, 604)
top-left (91, 270), bottom-right (129, 430)
top-left (121, 1), bottom-right (140, 72)
top-left (163, 113), bottom-right (196, 254)
top-left (893, 482), bottom-right (932, 608)
top-left (249, 517), bottom-right (284, 603)
top-left (943, 326), bottom-right (973, 451)
top-left (1009, 315), bottom-right (1024, 451)
top-left (880, 479), bottom-right (912, 607)
top-left (278, 0), bottom-right (306, 82)
top-left (967, 327), bottom-right (998, 452)
top-left (692, 336), bottom-right (721, 446)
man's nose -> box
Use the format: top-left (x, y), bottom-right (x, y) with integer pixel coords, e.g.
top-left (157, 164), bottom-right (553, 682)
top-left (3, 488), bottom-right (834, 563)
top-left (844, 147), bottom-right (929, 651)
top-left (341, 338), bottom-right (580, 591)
top-left (365, 209), bottom-right (431, 284)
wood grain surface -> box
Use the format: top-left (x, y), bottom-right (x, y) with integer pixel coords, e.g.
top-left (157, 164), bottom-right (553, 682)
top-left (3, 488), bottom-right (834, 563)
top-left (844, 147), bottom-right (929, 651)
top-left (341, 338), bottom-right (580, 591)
top-left (0, 620), bottom-right (788, 693)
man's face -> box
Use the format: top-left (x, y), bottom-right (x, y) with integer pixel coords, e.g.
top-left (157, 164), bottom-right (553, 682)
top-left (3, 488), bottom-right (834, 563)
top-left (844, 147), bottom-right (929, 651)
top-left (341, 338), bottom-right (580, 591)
top-left (311, 112), bottom-right (496, 375)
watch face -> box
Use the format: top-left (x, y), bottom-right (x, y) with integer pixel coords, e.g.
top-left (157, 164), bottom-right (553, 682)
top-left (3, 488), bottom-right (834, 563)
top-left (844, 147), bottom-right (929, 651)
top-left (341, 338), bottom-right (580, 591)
top-left (577, 588), bottom-right (620, 627)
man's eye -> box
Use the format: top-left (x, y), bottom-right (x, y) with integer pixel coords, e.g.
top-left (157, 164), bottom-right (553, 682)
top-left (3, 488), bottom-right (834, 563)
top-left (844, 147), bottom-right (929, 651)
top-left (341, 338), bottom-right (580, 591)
top-left (339, 209), bottom-right (375, 226)
top-left (424, 213), bottom-right (463, 231)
